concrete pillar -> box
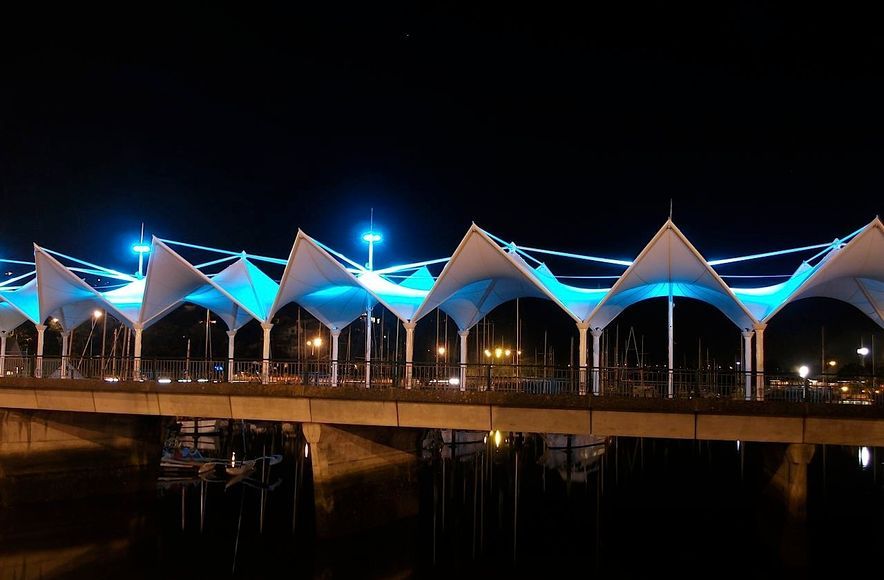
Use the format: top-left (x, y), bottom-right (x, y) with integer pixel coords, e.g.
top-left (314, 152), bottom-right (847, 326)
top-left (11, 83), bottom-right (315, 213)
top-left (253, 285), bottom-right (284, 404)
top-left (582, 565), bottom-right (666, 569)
top-left (261, 322), bottom-right (273, 384)
top-left (226, 329), bottom-right (236, 382)
top-left (302, 423), bottom-right (421, 539)
top-left (132, 324), bottom-right (143, 381)
top-left (458, 329), bottom-right (469, 392)
top-left (60, 331), bottom-right (70, 379)
top-left (403, 321), bottom-right (416, 388)
top-left (577, 322), bottom-right (589, 395)
top-left (592, 328), bottom-right (603, 395)
top-left (0, 329), bottom-right (11, 377)
top-left (784, 444), bottom-right (815, 521)
top-left (331, 328), bottom-right (341, 386)
top-left (35, 324), bottom-right (46, 378)
top-left (365, 309), bottom-right (372, 388)
top-left (755, 323), bottom-right (767, 401)
top-left (742, 329), bottom-right (755, 400)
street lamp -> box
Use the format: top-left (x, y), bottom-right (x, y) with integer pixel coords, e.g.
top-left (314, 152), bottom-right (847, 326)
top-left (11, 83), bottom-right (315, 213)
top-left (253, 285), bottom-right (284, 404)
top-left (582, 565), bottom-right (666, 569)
top-left (858, 346), bottom-right (870, 370)
top-left (799, 365), bottom-right (810, 400)
top-left (361, 232), bottom-right (382, 271)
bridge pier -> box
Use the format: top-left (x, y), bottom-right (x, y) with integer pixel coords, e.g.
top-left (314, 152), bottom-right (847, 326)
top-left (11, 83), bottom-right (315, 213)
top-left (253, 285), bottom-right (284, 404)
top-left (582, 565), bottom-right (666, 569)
top-left (767, 443), bottom-right (815, 521)
top-left (0, 409), bottom-right (165, 506)
top-left (303, 423), bottom-right (421, 538)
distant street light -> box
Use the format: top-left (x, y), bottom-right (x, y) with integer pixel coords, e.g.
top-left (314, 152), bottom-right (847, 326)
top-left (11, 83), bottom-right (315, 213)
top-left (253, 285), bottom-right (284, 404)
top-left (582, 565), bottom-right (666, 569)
top-left (799, 365), bottom-right (810, 401)
top-left (857, 347), bottom-right (870, 356)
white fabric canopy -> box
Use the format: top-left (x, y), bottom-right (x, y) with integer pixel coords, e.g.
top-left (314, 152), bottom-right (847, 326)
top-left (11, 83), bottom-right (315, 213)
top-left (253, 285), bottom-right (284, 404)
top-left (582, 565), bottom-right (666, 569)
top-left (763, 217), bottom-right (884, 327)
top-left (586, 220), bottom-right (758, 330)
top-left (0, 278), bottom-right (40, 325)
top-left (0, 301), bottom-right (28, 332)
top-left (413, 225), bottom-right (581, 330)
top-left (139, 240), bottom-right (270, 330)
top-left (271, 231), bottom-right (375, 330)
top-left (34, 246), bottom-right (133, 330)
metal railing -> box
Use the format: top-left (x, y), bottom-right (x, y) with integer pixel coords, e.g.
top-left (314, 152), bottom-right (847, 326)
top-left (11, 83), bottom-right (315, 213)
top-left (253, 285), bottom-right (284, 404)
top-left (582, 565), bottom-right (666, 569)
top-left (2, 355), bottom-right (880, 406)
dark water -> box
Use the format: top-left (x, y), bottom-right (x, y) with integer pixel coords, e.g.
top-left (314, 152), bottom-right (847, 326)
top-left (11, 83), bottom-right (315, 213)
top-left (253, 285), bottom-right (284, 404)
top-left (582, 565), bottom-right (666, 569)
top-left (1, 425), bottom-right (882, 579)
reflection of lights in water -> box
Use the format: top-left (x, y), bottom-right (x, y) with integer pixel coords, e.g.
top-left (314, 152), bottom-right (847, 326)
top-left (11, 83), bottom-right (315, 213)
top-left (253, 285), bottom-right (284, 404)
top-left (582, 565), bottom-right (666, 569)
top-left (494, 430), bottom-right (502, 448)
top-left (304, 443), bottom-right (309, 459)
top-left (230, 451), bottom-right (236, 467)
top-left (736, 440), bottom-right (741, 451)
top-left (858, 446), bottom-right (871, 469)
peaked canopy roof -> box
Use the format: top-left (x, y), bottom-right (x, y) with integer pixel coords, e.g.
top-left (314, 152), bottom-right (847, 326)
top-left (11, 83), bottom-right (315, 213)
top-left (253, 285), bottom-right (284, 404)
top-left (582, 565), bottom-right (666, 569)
top-left (0, 278), bottom-right (40, 326)
top-left (413, 225), bottom-right (586, 330)
top-left (0, 301), bottom-right (28, 333)
top-left (2, 216), bottom-right (881, 338)
top-left (34, 245), bottom-right (134, 330)
top-left (585, 220), bottom-right (758, 330)
top-left (271, 231), bottom-right (376, 330)
top-left (759, 217), bottom-right (884, 328)
top-left (137, 239), bottom-right (274, 331)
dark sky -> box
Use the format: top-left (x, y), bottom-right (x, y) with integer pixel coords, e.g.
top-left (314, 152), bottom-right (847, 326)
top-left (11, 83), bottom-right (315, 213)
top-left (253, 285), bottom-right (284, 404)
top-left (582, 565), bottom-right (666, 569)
top-left (2, 2), bottom-right (881, 271)
top-left (2, 3), bottom-right (882, 369)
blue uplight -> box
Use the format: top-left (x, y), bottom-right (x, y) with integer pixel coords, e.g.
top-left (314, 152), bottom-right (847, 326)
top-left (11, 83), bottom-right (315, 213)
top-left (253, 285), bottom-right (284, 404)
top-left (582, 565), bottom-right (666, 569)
top-left (132, 243), bottom-right (151, 254)
top-left (361, 232), bottom-right (382, 243)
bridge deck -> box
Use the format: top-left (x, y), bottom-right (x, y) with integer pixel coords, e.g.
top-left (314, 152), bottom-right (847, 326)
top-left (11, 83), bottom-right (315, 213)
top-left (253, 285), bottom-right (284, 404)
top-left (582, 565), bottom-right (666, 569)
top-left (2, 377), bottom-right (883, 446)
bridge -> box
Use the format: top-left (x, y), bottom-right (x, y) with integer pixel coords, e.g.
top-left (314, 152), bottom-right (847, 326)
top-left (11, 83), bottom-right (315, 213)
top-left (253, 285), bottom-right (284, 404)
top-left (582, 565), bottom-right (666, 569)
top-left (2, 366), bottom-right (883, 446)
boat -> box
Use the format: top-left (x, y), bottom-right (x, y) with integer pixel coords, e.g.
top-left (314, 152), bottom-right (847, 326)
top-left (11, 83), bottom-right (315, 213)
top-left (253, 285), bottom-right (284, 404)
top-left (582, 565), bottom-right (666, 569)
top-left (177, 418), bottom-right (228, 434)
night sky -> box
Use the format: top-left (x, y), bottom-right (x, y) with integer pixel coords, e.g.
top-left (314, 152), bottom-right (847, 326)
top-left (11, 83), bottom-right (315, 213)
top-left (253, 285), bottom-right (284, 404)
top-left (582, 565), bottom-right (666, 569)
top-left (2, 4), bottom-right (882, 369)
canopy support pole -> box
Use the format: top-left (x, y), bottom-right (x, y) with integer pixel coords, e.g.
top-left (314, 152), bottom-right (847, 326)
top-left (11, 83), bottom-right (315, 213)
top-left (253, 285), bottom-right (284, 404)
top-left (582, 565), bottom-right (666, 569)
top-left (459, 329), bottom-right (469, 392)
top-left (261, 322), bottom-right (273, 384)
top-left (226, 330), bottom-right (236, 382)
top-left (404, 321), bottom-right (416, 389)
top-left (742, 329), bottom-right (755, 400)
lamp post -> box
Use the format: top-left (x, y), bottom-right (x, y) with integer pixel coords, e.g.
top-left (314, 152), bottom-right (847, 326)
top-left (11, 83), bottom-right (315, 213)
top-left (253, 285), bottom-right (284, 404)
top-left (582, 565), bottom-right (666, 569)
top-left (132, 224), bottom-right (150, 280)
top-left (858, 346), bottom-right (870, 369)
top-left (799, 365), bottom-right (810, 401)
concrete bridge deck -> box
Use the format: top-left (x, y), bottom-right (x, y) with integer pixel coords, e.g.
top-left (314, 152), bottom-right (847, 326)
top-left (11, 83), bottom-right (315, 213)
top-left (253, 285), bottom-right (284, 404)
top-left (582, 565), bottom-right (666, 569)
top-left (2, 377), bottom-right (884, 446)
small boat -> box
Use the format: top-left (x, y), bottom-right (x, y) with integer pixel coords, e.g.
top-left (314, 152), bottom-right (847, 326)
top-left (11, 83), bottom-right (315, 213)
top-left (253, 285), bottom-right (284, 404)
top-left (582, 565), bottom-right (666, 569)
top-left (178, 418), bottom-right (228, 434)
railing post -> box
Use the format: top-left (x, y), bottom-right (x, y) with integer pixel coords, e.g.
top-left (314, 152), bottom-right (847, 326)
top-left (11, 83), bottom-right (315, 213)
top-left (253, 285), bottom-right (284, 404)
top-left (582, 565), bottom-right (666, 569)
top-left (226, 329), bottom-right (236, 382)
top-left (331, 328), bottom-right (341, 386)
top-left (577, 322), bottom-right (589, 395)
top-left (458, 329), bottom-right (469, 391)
top-left (742, 329), bottom-right (755, 400)
top-left (754, 323), bottom-right (767, 401)
top-left (403, 321), bottom-right (416, 389)
top-left (261, 322), bottom-right (273, 385)
top-left (485, 364), bottom-right (492, 392)
top-left (0, 330), bottom-right (8, 377)
top-left (133, 324), bottom-right (143, 381)
top-left (35, 324), bottom-right (46, 378)
top-left (60, 330), bottom-right (70, 379)
top-left (365, 308), bottom-right (372, 388)
top-left (591, 328), bottom-right (603, 395)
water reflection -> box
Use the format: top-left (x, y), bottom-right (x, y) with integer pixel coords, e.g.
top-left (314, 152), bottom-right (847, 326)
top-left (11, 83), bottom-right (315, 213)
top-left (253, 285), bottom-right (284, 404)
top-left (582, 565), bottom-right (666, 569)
top-left (1, 425), bottom-right (883, 578)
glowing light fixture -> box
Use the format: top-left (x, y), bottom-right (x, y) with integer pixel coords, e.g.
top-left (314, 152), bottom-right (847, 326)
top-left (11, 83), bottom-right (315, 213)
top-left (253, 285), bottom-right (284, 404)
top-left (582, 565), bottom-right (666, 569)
top-left (132, 223), bottom-right (150, 279)
top-left (93, 309), bottom-right (103, 319)
top-left (798, 365), bottom-right (809, 379)
top-left (361, 233), bottom-right (382, 243)
top-left (494, 347), bottom-right (503, 359)
top-left (494, 430), bottom-right (502, 448)
top-left (828, 360), bottom-right (837, 367)
top-left (859, 446), bottom-right (871, 469)
top-left (857, 347), bottom-right (870, 356)
top-left (437, 346), bottom-right (446, 355)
